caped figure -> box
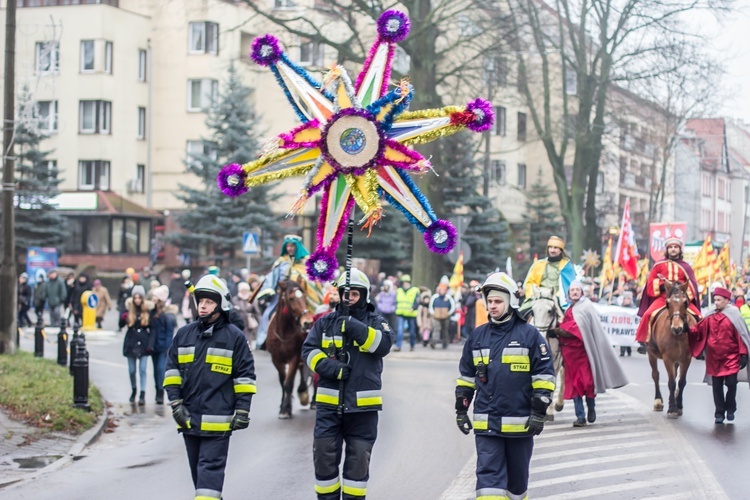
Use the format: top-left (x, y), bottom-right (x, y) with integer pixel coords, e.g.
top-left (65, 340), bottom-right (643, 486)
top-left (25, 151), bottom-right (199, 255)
top-left (520, 236), bottom-right (577, 316)
top-left (163, 275), bottom-right (256, 500)
top-left (636, 237), bottom-right (701, 354)
top-left (455, 272), bottom-right (555, 500)
top-left (302, 268), bottom-right (393, 499)
top-left (689, 287), bottom-right (750, 424)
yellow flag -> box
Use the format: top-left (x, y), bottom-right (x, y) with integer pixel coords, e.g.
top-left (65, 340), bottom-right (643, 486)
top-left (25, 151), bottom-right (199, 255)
top-left (717, 241), bottom-right (730, 274)
top-left (599, 237), bottom-right (614, 287)
top-left (637, 258), bottom-right (650, 288)
top-left (694, 234), bottom-right (720, 287)
top-left (449, 251), bottom-right (464, 293)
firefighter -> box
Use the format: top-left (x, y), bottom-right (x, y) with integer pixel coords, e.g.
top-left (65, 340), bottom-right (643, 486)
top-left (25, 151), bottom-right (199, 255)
top-left (163, 275), bottom-right (256, 500)
top-left (455, 272), bottom-right (555, 500)
top-left (302, 268), bottom-right (393, 499)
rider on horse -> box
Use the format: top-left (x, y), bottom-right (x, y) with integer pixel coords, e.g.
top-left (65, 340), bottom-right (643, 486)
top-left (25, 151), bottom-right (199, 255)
top-left (636, 236), bottom-right (701, 354)
top-left (520, 235), bottom-right (577, 316)
top-left (256, 234), bottom-right (322, 348)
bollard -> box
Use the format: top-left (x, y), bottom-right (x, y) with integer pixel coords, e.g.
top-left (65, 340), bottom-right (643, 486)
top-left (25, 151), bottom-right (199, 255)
top-left (72, 331), bottom-right (90, 411)
top-left (69, 325), bottom-right (80, 376)
top-left (57, 319), bottom-right (68, 366)
top-left (34, 317), bottom-right (45, 358)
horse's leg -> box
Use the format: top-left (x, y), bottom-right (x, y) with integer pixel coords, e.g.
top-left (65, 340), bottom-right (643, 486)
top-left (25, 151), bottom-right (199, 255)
top-left (550, 337), bottom-right (564, 412)
top-left (272, 357), bottom-right (292, 419)
top-left (281, 357), bottom-right (299, 418)
top-left (648, 351), bottom-right (663, 412)
top-left (297, 361), bottom-right (311, 407)
top-left (666, 359), bottom-right (679, 418)
top-left (676, 352), bottom-right (691, 416)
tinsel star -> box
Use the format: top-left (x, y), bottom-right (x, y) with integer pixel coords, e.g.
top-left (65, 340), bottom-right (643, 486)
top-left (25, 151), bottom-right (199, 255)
top-left (218, 10), bottom-right (494, 281)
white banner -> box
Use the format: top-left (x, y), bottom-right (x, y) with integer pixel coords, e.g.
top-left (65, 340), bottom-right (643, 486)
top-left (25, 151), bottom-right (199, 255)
top-left (591, 303), bottom-right (640, 347)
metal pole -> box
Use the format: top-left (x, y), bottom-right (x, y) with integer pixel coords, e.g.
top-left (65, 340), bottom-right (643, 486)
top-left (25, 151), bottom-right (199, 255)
top-left (0, 0), bottom-right (18, 354)
top-left (246, 254), bottom-right (251, 275)
top-left (337, 216), bottom-right (355, 418)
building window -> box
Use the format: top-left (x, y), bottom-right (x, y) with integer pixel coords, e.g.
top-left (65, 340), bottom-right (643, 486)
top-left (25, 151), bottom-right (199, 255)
top-left (299, 38), bottom-right (323, 66)
top-left (187, 79), bottom-right (218, 112)
top-left (78, 160), bottom-right (110, 190)
top-left (105, 41), bottom-right (113, 73)
top-left (517, 112), bottom-right (527, 142)
top-left (273, 0), bottom-right (296, 8)
top-left (137, 107), bottom-right (146, 139)
top-left (186, 140), bottom-right (218, 168)
top-left (701, 208), bottom-right (711, 231)
top-left (701, 172), bottom-right (712, 197)
top-left (490, 160), bottom-right (506, 186)
top-left (494, 106), bottom-right (506, 136)
top-left (36, 100), bottom-right (58, 133)
top-left (111, 217), bottom-right (152, 254)
top-left (517, 163), bottom-right (527, 189)
top-left (564, 68), bottom-right (577, 95)
top-left (64, 218), bottom-right (84, 253)
top-left (138, 49), bottom-right (147, 81)
top-left (81, 40), bottom-right (95, 71)
top-left (79, 100), bottom-right (111, 134)
top-left (189, 22), bottom-right (219, 55)
top-left (36, 41), bottom-right (59, 74)
top-left (134, 164), bottom-right (145, 193)
top-left (718, 178), bottom-right (725, 200)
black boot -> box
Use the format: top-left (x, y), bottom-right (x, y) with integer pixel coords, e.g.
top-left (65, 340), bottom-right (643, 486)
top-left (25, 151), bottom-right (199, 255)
top-left (587, 400), bottom-right (597, 423)
top-left (129, 388), bottom-right (137, 403)
top-left (155, 390), bottom-right (164, 405)
top-left (138, 391), bottom-right (145, 406)
top-left (637, 342), bottom-right (648, 355)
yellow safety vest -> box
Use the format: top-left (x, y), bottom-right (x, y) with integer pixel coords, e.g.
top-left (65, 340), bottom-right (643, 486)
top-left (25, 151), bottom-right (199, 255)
top-left (396, 287), bottom-right (419, 317)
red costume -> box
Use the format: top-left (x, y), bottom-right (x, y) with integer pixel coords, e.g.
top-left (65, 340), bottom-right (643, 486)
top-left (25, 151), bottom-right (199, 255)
top-left (635, 259), bottom-right (701, 343)
top-left (690, 312), bottom-right (748, 377)
top-left (558, 307), bottom-right (595, 400)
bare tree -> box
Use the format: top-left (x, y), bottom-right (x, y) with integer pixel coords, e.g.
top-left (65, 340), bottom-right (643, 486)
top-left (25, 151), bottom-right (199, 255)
top-left (504, 0), bottom-right (729, 259)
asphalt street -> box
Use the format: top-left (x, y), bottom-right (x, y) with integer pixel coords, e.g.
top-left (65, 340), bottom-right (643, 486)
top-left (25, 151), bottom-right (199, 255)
top-left (5, 312), bottom-right (750, 499)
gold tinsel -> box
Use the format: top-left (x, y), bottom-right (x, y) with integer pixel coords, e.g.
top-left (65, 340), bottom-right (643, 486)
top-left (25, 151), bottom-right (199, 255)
top-left (243, 164), bottom-right (314, 188)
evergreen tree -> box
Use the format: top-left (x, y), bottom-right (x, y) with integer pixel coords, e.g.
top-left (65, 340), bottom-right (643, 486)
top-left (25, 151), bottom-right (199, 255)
top-left (521, 167), bottom-right (562, 267)
top-left (168, 64), bottom-right (280, 269)
top-left (5, 87), bottom-right (66, 257)
top-left (442, 132), bottom-right (514, 281)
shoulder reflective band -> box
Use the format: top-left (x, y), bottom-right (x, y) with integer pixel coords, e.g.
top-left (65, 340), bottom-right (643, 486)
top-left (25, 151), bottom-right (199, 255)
top-left (307, 349), bottom-right (327, 371)
top-left (178, 346), bottom-right (195, 364)
top-left (456, 375), bottom-right (476, 389)
top-left (205, 347), bottom-right (233, 366)
top-left (163, 369), bottom-right (182, 387)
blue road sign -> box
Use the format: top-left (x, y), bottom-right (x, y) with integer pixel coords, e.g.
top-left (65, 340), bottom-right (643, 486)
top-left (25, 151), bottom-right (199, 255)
top-left (243, 232), bottom-right (260, 255)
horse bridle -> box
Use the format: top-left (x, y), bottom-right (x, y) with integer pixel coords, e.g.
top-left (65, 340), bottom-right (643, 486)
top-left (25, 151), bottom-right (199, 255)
top-left (273, 287), bottom-right (310, 342)
top-left (668, 288), bottom-right (689, 333)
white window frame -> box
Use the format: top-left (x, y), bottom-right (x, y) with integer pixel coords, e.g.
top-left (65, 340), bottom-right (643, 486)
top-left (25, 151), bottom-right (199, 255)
top-left (81, 40), bottom-right (95, 72)
top-left (99, 101), bottom-right (111, 134)
top-left (188, 22), bottom-right (219, 55)
top-left (491, 160), bottom-right (506, 186)
top-left (494, 106), bottom-right (506, 136)
top-left (79, 100), bottom-right (112, 134)
top-left (104, 41), bottom-right (113, 74)
top-left (187, 79), bottom-right (218, 112)
top-left (78, 160), bottom-right (111, 191)
top-left (186, 140), bottom-right (218, 168)
top-left (517, 163), bottom-right (527, 189)
top-left (79, 101), bottom-right (97, 133)
top-left (298, 37), bottom-right (323, 67)
top-left (135, 164), bottom-right (145, 193)
top-left (36, 100), bottom-right (58, 133)
top-left (273, 0), bottom-right (296, 9)
top-left (138, 49), bottom-right (147, 81)
top-left (36, 41), bottom-right (59, 74)
top-left (137, 107), bottom-right (146, 140)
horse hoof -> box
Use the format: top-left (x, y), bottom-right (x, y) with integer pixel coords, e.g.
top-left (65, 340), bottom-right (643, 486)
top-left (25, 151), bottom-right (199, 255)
top-left (299, 392), bottom-right (310, 407)
top-left (654, 400), bottom-right (663, 412)
top-left (677, 409), bottom-right (683, 416)
top-left (554, 403), bottom-right (564, 412)
top-left (667, 412), bottom-right (679, 419)
top-left (278, 412), bottom-right (292, 420)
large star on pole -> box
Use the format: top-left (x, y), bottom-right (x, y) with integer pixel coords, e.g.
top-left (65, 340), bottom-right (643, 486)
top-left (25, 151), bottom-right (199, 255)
top-left (218, 10), bottom-right (494, 281)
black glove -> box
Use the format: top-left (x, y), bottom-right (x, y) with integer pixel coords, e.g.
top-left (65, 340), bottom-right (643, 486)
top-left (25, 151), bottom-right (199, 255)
top-left (231, 409), bottom-right (250, 430)
top-left (456, 412), bottom-right (472, 435)
top-left (525, 395), bottom-right (551, 436)
top-left (546, 329), bottom-right (558, 339)
top-left (171, 400), bottom-right (191, 429)
top-left (455, 395), bottom-right (470, 413)
top-left (740, 354), bottom-right (748, 370)
top-left (337, 363), bottom-right (352, 380)
top-left (336, 316), bottom-right (370, 344)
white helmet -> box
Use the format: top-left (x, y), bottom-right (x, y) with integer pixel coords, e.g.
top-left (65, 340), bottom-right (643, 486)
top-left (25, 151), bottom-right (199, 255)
top-left (335, 268), bottom-right (371, 302)
top-left (194, 275), bottom-right (232, 312)
top-left (481, 272), bottom-right (520, 309)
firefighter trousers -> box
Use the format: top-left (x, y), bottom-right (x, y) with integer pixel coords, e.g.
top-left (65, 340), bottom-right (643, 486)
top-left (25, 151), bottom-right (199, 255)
top-left (475, 434), bottom-right (534, 500)
top-left (313, 409), bottom-right (378, 499)
top-left (183, 434), bottom-right (231, 500)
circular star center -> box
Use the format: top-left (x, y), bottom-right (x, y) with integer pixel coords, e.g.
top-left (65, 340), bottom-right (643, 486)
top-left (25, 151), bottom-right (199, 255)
top-left (340, 128), bottom-right (367, 154)
top-left (322, 111), bottom-right (382, 172)
top-left (433, 229), bottom-right (448, 244)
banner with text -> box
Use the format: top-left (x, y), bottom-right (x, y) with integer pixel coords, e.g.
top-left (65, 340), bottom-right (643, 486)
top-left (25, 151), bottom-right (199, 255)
top-left (591, 302), bottom-right (640, 347)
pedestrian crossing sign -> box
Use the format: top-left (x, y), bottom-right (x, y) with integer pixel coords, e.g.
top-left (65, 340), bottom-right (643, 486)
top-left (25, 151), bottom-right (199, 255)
top-left (243, 232), bottom-right (259, 255)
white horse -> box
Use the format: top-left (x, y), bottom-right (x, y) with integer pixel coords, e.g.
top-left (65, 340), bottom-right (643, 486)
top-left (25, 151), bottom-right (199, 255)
top-left (527, 286), bottom-right (565, 419)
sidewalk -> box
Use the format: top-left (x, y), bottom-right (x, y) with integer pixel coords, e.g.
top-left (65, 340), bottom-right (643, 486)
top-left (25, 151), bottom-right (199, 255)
top-left (0, 326), bottom-right (110, 489)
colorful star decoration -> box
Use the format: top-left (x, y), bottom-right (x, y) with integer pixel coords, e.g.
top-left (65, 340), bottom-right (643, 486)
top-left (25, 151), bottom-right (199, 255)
top-left (218, 10), bottom-right (494, 282)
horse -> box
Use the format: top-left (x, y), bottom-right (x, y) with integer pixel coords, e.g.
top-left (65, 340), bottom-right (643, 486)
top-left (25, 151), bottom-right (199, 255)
top-left (265, 280), bottom-right (314, 419)
top-left (527, 286), bottom-right (566, 418)
top-left (647, 278), bottom-right (695, 418)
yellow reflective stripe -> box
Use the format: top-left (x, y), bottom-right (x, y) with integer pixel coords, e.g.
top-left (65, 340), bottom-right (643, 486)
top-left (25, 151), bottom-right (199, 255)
top-left (342, 479), bottom-right (367, 497)
top-left (473, 413), bottom-right (488, 430)
top-left (501, 416), bottom-right (529, 433)
top-left (200, 422), bottom-right (231, 431)
top-left (456, 376), bottom-right (476, 389)
top-left (195, 496), bottom-right (221, 500)
top-left (356, 390), bottom-right (382, 407)
top-left (314, 480), bottom-right (341, 494)
top-left (308, 350), bottom-right (327, 371)
top-left (234, 377), bottom-right (257, 394)
top-left (163, 376), bottom-right (182, 386)
top-left (501, 355), bottom-right (529, 364)
top-left (178, 354), bottom-right (194, 363)
top-left (477, 496), bottom-right (509, 500)
top-left (360, 327), bottom-right (381, 352)
top-left (205, 355), bottom-right (232, 366)
top-left (195, 488), bottom-right (222, 500)
top-left (316, 387), bottom-right (339, 405)
top-left (531, 380), bottom-right (555, 391)
top-left (473, 356), bottom-right (489, 365)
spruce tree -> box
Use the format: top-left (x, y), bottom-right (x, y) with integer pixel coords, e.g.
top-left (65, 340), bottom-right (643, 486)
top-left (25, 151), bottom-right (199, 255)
top-left (7, 87), bottom-right (66, 257)
top-left (442, 131), bottom-right (514, 281)
top-left (168, 64), bottom-right (280, 269)
top-left (521, 167), bottom-right (562, 268)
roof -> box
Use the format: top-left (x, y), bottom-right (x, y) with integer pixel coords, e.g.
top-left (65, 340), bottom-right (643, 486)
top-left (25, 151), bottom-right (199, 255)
top-left (56, 191), bottom-right (161, 218)
top-left (683, 118), bottom-right (727, 173)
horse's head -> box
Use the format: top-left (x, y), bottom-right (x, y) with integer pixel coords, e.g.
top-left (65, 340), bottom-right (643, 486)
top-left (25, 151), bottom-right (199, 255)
top-left (278, 280), bottom-right (313, 329)
top-left (664, 278), bottom-right (689, 336)
top-left (529, 288), bottom-right (560, 333)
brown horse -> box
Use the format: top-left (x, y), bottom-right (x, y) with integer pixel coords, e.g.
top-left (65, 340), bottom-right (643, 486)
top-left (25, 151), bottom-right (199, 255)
top-left (648, 279), bottom-right (696, 418)
top-left (266, 280), bottom-right (314, 419)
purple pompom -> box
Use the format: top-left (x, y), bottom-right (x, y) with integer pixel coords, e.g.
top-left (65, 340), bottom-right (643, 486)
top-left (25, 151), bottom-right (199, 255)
top-left (250, 35), bottom-right (282, 66)
top-left (377, 10), bottom-right (410, 43)
top-left (424, 220), bottom-right (457, 254)
top-left (217, 163), bottom-right (248, 197)
top-left (306, 250), bottom-right (338, 282)
top-left (465, 98), bottom-right (495, 132)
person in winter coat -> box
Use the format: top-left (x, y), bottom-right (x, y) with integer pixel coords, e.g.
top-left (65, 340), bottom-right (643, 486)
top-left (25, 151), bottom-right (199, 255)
top-left (164, 275), bottom-right (255, 500)
top-left (119, 285), bottom-right (154, 406)
top-left (150, 285), bottom-right (176, 405)
top-left (45, 270), bottom-right (67, 328)
top-left (430, 283), bottom-right (457, 349)
top-left (417, 290), bottom-right (433, 348)
top-left (33, 272), bottom-right (48, 325)
top-left (549, 281), bottom-right (629, 427)
top-left (17, 273), bottom-right (33, 328)
top-left (375, 279), bottom-right (397, 332)
top-left (69, 274), bottom-right (92, 327)
top-left (689, 287), bottom-right (750, 424)
top-left (92, 279), bottom-right (112, 329)
top-left (455, 272), bottom-right (555, 500)
top-left (64, 272), bottom-right (76, 324)
top-left (168, 270), bottom-right (185, 306)
top-left (232, 282), bottom-right (259, 349)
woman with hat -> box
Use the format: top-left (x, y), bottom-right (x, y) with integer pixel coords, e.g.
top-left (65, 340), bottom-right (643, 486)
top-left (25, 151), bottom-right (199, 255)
top-left (119, 285), bottom-right (154, 405)
top-left (150, 285), bottom-right (176, 404)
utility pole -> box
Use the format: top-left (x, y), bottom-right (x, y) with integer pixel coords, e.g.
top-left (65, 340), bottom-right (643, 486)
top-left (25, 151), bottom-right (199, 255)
top-left (1, 0), bottom-right (18, 354)
top-left (482, 58), bottom-right (496, 198)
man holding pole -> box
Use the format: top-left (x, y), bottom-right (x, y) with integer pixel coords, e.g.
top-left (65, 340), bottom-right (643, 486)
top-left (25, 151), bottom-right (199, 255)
top-left (302, 268), bottom-right (393, 499)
